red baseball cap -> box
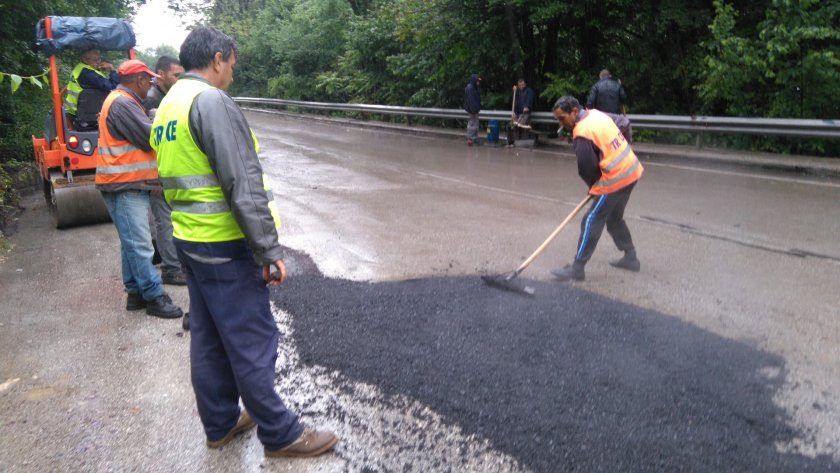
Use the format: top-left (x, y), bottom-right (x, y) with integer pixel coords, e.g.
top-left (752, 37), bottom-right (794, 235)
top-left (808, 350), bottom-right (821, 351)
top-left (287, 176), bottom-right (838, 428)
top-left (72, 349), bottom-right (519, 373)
top-left (117, 59), bottom-right (161, 78)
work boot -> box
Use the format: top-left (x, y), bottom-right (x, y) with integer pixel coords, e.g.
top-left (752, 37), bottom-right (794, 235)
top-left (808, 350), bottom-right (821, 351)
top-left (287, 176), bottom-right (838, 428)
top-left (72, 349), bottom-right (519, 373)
top-left (162, 270), bottom-right (187, 286)
top-left (550, 263), bottom-right (585, 282)
top-left (125, 293), bottom-right (146, 311)
top-left (207, 410), bottom-right (256, 449)
top-left (182, 312), bottom-right (190, 332)
top-left (609, 251), bottom-right (641, 272)
top-left (265, 428), bottom-right (338, 458)
top-left (146, 293), bottom-right (183, 319)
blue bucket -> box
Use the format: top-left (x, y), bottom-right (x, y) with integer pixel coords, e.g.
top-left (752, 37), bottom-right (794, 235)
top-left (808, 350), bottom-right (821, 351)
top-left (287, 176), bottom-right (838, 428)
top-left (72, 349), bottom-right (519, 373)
top-left (487, 120), bottom-right (500, 143)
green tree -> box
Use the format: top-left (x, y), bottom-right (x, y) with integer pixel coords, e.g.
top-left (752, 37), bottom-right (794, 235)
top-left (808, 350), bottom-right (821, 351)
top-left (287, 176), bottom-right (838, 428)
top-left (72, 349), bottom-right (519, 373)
top-left (136, 44), bottom-right (180, 70)
top-left (700, 0), bottom-right (840, 119)
top-left (250, 0), bottom-right (353, 100)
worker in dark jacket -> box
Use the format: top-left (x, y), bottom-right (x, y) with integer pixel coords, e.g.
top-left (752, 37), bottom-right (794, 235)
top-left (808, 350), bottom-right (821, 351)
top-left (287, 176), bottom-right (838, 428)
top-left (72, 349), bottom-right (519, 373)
top-left (508, 78), bottom-right (535, 145)
top-left (586, 69), bottom-right (627, 114)
top-left (550, 95), bottom-right (643, 282)
top-left (144, 56), bottom-right (184, 114)
top-left (151, 26), bottom-right (337, 459)
top-left (464, 73), bottom-right (482, 146)
top-left (143, 55), bottom-right (187, 288)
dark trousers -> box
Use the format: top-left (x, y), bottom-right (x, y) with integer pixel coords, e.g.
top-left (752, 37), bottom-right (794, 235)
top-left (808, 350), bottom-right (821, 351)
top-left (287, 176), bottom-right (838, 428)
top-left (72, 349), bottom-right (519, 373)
top-left (175, 238), bottom-right (303, 450)
top-left (574, 182), bottom-right (637, 265)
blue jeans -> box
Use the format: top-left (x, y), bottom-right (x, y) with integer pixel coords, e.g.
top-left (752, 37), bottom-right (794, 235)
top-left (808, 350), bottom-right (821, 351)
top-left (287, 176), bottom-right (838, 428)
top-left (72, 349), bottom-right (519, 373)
top-left (101, 190), bottom-right (165, 301)
top-left (175, 238), bottom-right (303, 449)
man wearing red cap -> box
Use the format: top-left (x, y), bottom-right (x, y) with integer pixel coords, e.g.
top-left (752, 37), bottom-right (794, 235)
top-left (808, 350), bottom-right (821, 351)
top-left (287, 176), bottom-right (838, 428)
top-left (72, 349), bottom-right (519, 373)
top-left (96, 59), bottom-right (184, 319)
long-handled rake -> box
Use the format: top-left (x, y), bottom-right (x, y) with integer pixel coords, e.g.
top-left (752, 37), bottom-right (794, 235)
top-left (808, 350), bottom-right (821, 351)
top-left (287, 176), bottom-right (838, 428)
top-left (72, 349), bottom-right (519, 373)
top-left (482, 194), bottom-right (593, 296)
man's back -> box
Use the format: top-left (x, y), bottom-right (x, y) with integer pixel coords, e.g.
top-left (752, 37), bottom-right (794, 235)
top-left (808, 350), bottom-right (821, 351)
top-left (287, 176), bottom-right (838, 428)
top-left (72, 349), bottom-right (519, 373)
top-left (587, 78), bottom-right (626, 114)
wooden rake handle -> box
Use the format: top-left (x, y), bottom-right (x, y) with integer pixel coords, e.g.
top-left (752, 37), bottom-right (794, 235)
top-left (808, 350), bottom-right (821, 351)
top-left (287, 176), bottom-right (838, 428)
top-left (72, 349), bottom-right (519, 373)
top-left (513, 194), bottom-right (594, 275)
top-left (511, 85), bottom-right (516, 124)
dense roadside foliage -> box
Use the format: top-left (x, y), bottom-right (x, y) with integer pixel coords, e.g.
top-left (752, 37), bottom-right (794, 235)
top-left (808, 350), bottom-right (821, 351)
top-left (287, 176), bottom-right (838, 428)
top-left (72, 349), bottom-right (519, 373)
top-left (0, 0), bottom-right (838, 227)
top-left (169, 0), bottom-right (837, 154)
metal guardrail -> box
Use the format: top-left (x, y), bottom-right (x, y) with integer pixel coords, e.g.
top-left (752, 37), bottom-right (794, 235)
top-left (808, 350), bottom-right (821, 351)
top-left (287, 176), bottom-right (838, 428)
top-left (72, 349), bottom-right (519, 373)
top-left (235, 97), bottom-right (840, 139)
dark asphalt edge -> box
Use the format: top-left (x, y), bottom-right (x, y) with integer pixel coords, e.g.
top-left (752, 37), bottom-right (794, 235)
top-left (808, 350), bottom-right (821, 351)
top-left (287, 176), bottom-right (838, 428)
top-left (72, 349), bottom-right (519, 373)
top-left (242, 107), bottom-right (840, 179)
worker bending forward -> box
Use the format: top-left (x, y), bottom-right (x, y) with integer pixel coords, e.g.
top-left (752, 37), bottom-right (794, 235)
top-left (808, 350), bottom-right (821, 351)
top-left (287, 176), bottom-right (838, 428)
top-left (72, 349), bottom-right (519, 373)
top-left (151, 26), bottom-right (337, 457)
top-left (550, 96), bottom-right (643, 282)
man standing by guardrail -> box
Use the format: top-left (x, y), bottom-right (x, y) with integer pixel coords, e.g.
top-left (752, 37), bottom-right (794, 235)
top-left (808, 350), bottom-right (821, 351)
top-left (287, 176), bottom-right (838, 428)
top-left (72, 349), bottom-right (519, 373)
top-left (464, 73), bottom-right (481, 146)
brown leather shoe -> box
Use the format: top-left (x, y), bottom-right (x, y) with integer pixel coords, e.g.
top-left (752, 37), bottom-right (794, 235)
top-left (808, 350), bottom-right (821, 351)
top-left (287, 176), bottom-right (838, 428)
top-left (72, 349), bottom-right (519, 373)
top-left (206, 410), bottom-right (256, 449)
top-left (265, 428), bottom-right (338, 458)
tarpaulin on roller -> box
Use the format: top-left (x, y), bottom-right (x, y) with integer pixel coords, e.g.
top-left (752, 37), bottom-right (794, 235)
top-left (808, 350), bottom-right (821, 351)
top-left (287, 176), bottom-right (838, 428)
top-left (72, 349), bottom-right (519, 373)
top-left (35, 16), bottom-right (136, 55)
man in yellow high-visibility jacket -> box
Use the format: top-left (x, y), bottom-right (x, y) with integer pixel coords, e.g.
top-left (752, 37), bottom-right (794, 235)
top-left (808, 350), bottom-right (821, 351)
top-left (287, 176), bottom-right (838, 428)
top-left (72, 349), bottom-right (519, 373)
top-left (151, 26), bottom-right (337, 459)
top-left (65, 48), bottom-right (118, 116)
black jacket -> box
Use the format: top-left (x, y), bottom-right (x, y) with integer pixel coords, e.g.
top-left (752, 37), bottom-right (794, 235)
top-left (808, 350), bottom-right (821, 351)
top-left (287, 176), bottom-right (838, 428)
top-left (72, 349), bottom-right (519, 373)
top-left (586, 77), bottom-right (627, 114)
top-left (464, 74), bottom-right (481, 114)
top-left (514, 87), bottom-right (535, 115)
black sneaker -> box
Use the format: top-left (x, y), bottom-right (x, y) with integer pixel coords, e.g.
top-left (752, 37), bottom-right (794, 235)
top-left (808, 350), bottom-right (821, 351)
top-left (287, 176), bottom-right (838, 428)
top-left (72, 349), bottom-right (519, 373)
top-left (146, 294), bottom-right (183, 319)
top-left (162, 271), bottom-right (187, 286)
top-left (550, 264), bottom-right (585, 282)
top-left (126, 293), bottom-right (147, 311)
top-left (609, 254), bottom-right (641, 272)
top-left (182, 312), bottom-right (190, 331)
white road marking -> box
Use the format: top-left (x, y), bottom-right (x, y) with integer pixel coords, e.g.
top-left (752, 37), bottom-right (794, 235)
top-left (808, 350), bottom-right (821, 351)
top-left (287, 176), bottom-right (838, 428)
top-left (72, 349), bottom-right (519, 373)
top-left (641, 161), bottom-right (840, 188)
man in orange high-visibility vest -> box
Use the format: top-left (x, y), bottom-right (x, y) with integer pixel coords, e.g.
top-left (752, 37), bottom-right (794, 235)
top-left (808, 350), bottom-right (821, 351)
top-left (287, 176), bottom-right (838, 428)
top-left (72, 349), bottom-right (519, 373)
top-left (550, 95), bottom-right (643, 282)
top-left (96, 59), bottom-right (184, 319)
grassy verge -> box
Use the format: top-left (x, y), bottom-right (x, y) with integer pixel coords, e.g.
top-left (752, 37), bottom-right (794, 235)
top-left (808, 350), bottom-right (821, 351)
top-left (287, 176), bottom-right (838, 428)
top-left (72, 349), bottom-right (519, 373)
top-left (0, 160), bottom-right (39, 246)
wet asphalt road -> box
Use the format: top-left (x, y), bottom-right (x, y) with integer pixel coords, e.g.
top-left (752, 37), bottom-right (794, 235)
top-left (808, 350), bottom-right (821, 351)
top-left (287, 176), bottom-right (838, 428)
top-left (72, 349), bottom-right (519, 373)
top-left (1, 111), bottom-right (840, 472)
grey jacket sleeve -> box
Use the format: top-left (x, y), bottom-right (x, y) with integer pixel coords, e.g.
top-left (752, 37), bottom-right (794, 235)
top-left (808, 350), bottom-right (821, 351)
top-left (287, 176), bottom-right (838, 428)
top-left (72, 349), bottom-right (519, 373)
top-left (106, 95), bottom-right (154, 151)
top-left (189, 88), bottom-right (283, 265)
top-left (605, 112), bottom-right (633, 142)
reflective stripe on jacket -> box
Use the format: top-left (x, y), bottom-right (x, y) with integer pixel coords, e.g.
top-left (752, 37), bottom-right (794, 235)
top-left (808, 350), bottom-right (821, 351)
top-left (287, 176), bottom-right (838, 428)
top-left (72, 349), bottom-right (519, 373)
top-left (65, 63), bottom-right (109, 115)
top-left (95, 90), bottom-right (159, 186)
top-left (572, 109), bottom-right (643, 195)
top-left (152, 79), bottom-right (280, 243)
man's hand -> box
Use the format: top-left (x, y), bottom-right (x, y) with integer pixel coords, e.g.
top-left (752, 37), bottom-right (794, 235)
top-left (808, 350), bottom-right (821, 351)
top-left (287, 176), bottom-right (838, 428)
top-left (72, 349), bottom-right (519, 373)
top-left (100, 61), bottom-right (115, 72)
top-left (263, 259), bottom-right (288, 286)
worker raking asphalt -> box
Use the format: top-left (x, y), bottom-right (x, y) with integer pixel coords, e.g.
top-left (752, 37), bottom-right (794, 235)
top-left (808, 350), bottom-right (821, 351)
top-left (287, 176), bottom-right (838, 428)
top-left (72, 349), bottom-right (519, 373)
top-left (272, 250), bottom-right (838, 472)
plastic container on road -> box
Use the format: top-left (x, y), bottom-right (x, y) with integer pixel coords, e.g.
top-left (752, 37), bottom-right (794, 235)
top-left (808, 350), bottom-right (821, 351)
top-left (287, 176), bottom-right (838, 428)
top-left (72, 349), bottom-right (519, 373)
top-left (486, 120), bottom-right (500, 143)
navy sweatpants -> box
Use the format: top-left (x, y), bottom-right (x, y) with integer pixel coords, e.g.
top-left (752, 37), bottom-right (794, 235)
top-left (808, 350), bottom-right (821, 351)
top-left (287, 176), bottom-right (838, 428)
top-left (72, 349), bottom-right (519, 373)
top-left (574, 182), bottom-right (637, 265)
top-left (175, 238), bottom-right (303, 450)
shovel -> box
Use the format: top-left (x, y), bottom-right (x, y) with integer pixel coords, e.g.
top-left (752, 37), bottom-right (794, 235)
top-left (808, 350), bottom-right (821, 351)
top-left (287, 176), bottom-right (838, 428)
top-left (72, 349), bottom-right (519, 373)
top-left (482, 194), bottom-right (593, 296)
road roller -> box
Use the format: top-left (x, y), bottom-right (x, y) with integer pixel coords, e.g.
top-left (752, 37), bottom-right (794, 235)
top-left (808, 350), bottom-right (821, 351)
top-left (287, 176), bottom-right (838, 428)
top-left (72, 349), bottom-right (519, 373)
top-left (32, 16), bottom-right (138, 228)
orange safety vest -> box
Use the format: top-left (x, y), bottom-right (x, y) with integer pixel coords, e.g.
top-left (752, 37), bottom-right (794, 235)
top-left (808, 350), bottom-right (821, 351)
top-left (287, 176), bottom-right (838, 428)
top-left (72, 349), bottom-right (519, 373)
top-left (96, 89), bottom-right (159, 186)
top-left (572, 109), bottom-right (643, 195)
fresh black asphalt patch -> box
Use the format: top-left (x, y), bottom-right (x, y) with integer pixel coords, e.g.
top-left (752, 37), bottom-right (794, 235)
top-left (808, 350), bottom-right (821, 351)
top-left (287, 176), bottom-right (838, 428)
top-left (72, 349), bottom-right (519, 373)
top-left (272, 254), bottom-right (837, 472)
